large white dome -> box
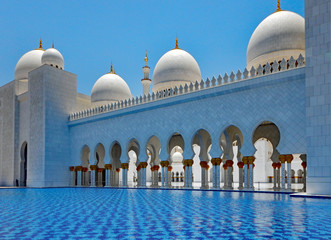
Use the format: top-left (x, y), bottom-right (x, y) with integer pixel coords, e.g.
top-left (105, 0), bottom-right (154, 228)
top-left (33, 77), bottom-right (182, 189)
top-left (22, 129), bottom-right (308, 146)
top-left (41, 47), bottom-right (64, 70)
top-left (247, 10), bottom-right (305, 69)
top-left (152, 47), bottom-right (201, 92)
top-left (15, 49), bottom-right (44, 80)
top-left (91, 69), bottom-right (132, 104)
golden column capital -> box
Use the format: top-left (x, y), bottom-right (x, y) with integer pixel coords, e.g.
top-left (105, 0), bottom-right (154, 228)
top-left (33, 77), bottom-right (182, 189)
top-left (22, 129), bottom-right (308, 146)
top-left (90, 165), bottom-right (97, 171)
top-left (279, 155), bottom-right (286, 164)
top-left (160, 161), bottom-right (169, 167)
top-left (105, 164), bottom-right (112, 170)
top-left (140, 162), bottom-right (148, 168)
top-left (211, 158), bottom-right (221, 165)
top-left (226, 160), bottom-right (234, 167)
top-left (285, 154), bottom-right (294, 163)
top-left (184, 159), bottom-right (194, 166)
top-left (121, 163), bottom-right (129, 170)
top-left (200, 161), bottom-right (208, 168)
top-left (248, 156), bottom-right (255, 164)
top-left (237, 162), bottom-right (244, 168)
top-left (75, 166), bottom-right (82, 171)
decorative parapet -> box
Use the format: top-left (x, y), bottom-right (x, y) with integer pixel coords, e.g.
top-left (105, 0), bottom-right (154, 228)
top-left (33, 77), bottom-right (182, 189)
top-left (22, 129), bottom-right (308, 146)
top-left (69, 54), bottom-right (305, 121)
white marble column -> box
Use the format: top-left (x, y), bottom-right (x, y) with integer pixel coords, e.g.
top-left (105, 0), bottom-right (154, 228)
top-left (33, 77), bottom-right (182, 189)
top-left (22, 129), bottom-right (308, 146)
top-left (277, 165), bottom-right (281, 189)
top-left (184, 160), bottom-right (193, 188)
top-left (201, 163), bottom-right (206, 188)
top-left (114, 170), bottom-right (120, 186)
top-left (105, 169), bottom-right (110, 186)
top-left (121, 163), bottom-right (128, 187)
top-left (242, 157), bottom-right (248, 189)
top-left (164, 168), bottom-right (168, 187)
top-left (279, 155), bottom-right (286, 190)
top-left (142, 162), bottom-right (148, 187)
top-left (216, 164), bottom-right (220, 188)
top-left (70, 167), bottom-right (75, 186)
top-left (161, 166), bottom-right (165, 187)
top-left (248, 156), bottom-right (255, 190)
top-left (300, 154), bottom-right (307, 192)
top-left (286, 155), bottom-right (293, 190)
top-left (226, 160), bottom-right (234, 190)
top-left (213, 164), bottom-right (216, 188)
top-left (248, 166), bottom-right (253, 189)
top-left (184, 164), bottom-right (188, 187)
top-left (151, 166), bottom-right (160, 187)
top-left (155, 169), bottom-right (159, 187)
top-left (167, 167), bottom-right (172, 187)
top-left (161, 161), bottom-right (169, 187)
top-left (211, 158), bottom-right (221, 188)
top-left (238, 162), bottom-right (244, 190)
top-left (223, 165), bottom-right (228, 189)
top-left (90, 169), bottom-right (96, 187)
top-left (244, 161), bottom-right (248, 189)
top-left (137, 168), bottom-right (141, 187)
top-left (142, 168), bottom-right (145, 187)
top-left (97, 169), bottom-right (103, 187)
top-left (77, 169), bottom-right (82, 187)
top-left (85, 170), bottom-right (89, 186)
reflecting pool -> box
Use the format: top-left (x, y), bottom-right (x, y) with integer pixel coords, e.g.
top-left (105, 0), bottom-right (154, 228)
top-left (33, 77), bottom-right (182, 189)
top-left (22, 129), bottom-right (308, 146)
top-left (0, 188), bottom-right (331, 239)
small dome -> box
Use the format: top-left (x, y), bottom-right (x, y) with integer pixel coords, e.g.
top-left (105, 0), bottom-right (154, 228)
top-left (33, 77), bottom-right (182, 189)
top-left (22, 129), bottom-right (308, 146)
top-left (247, 10), bottom-right (305, 69)
top-left (171, 151), bottom-right (183, 164)
top-left (91, 69), bottom-right (132, 104)
top-left (15, 49), bottom-right (44, 80)
top-left (152, 42), bottom-right (201, 92)
top-left (41, 47), bottom-right (64, 70)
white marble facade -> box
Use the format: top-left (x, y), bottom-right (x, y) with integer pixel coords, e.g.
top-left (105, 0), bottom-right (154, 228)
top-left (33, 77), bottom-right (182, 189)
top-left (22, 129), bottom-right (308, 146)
top-left (0, 0), bottom-right (330, 195)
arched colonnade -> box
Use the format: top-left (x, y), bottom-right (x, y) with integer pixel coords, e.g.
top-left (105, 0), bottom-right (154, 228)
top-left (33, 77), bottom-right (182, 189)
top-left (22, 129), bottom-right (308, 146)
top-left (69, 121), bottom-right (307, 191)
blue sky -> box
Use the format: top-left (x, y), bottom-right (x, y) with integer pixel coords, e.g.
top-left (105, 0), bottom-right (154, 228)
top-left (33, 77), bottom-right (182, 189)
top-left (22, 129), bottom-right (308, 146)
top-left (0, 0), bottom-right (304, 97)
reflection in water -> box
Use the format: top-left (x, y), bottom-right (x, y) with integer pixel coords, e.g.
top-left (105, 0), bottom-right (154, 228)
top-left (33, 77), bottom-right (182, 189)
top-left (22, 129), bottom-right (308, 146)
top-left (0, 189), bottom-right (331, 239)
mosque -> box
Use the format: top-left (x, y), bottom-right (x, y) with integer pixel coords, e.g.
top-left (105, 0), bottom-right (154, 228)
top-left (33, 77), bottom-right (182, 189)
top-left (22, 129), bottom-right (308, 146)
top-left (0, 0), bottom-right (330, 195)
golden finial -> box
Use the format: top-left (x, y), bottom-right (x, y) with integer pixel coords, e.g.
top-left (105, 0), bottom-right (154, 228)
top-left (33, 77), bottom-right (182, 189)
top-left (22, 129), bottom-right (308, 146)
top-left (110, 64), bottom-right (113, 73)
top-left (36, 38), bottom-right (45, 51)
top-left (144, 50), bottom-right (148, 65)
top-left (276, 0), bottom-right (281, 11)
top-left (52, 43), bottom-right (54, 48)
top-left (175, 37), bottom-right (179, 49)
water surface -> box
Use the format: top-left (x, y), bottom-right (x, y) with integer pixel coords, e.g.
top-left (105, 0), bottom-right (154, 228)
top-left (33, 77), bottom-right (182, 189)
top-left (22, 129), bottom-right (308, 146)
top-left (0, 188), bottom-right (330, 239)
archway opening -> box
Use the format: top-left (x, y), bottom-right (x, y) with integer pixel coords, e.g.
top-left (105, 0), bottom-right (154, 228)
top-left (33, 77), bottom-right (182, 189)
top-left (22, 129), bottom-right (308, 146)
top-left (146, 135), bottom-right (161, 187)
top-left (252, 121), bottom-right (280, 188)
top-left (94, 143), bottom-right (105, 186)
top-left (192, 129), bottom-right (212, 188)
top-left (111, 142), bottom-right (122, 186)
top-left (168, 133), bottom-right (185, 187)
top-left (220, 125), bottom-right (243, 189)
top-left (20, 142), bottom-right (28, 187)
top-left (81, 145), bottom-right (91, 186)
top-left (127, 139), bottom-right (140, 187)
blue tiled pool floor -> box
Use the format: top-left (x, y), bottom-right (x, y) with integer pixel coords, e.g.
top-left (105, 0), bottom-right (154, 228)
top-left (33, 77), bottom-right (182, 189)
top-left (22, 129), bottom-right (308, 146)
top-left (0, 188), bottom-right (331, 239)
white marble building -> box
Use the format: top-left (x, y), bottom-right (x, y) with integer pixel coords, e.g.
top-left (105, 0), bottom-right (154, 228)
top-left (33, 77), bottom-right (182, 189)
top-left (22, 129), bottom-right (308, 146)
top-left (0, 0), bottom-right (330, 195)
